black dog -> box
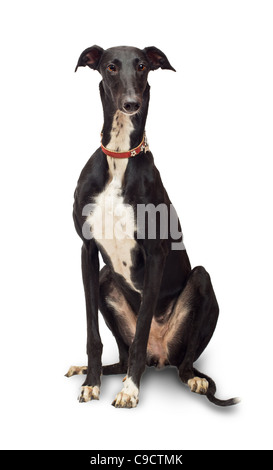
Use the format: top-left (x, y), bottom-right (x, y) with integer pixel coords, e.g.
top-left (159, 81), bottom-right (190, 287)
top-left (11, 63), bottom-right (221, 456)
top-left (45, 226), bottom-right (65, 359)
top-left (66, 45), bottom-right (239, 408)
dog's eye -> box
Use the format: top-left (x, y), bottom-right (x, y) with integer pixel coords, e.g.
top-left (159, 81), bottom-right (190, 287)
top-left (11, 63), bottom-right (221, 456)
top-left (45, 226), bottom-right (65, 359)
top-left (137, 63), bottom-right (146, 72)
top-left (107, 64), bottom-right (117, 72)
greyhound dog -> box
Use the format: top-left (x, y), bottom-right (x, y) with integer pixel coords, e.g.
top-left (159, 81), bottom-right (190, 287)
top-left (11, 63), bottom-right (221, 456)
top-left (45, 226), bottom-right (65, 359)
top-left (65, 45), bottom-right (239, 408)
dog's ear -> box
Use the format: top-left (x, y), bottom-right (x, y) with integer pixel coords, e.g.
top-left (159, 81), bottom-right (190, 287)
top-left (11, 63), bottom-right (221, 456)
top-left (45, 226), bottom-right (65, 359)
top-left (143, 47), bottom-right (176, 72)
top-left (75, 45), bottom-right (104, 72)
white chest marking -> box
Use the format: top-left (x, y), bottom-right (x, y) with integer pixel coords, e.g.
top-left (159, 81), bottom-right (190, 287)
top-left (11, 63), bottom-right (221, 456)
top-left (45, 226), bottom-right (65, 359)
top-left (86, 112), bottom-right (138, 290)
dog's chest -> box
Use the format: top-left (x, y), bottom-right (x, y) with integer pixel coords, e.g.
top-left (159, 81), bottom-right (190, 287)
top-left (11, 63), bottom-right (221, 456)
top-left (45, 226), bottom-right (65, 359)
top-left (86, 114), bottom-right (138, 290)
top-left (88, 158), bottom-right (137, 288)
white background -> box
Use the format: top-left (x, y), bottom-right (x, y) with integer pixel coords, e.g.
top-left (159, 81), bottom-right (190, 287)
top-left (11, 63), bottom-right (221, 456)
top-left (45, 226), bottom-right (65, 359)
top-left (0, 0), bottom-right (272, 451)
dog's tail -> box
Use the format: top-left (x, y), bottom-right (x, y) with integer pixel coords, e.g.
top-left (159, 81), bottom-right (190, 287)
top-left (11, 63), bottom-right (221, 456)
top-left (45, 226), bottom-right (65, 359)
top-left (193, 367), bottom-right (240, 407)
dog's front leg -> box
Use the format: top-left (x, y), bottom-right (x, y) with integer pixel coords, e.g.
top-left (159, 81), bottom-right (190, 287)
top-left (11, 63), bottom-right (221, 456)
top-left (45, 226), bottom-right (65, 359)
top-left (112, 247), bottom-right (166, 408)
top-left (78, 241), bottom-right (102, 402)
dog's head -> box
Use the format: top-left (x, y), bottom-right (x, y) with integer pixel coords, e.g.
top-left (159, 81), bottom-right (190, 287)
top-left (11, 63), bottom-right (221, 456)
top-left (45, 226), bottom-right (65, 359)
top-left (75, 45), bottom-right (175, 115)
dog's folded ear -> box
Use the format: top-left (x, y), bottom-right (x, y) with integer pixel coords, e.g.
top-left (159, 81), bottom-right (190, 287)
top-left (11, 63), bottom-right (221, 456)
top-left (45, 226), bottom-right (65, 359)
top-left (143, 47), bottom-right (176, 72)
top-left (75, 45), bottom-right (104, 72)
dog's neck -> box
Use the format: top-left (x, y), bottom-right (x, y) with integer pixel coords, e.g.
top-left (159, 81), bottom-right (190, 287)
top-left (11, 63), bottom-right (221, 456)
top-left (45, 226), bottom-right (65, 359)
top-left (100, 82), bottom-right (150, 152)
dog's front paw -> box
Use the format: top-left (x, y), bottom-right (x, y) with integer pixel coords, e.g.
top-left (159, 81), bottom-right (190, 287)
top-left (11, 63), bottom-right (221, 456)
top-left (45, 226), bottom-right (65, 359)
top-left (188, 377), bottom-right (209, 394)
top-left (112, 377), bottom-right (139, 408)
top-left (112, 391), bottom-right (139, 408)
top-left (78, 385), bottom-right (100, 402)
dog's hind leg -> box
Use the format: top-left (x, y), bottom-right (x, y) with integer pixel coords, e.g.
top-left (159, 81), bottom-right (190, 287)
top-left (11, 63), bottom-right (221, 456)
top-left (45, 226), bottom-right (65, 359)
top-left (65, 363), bottom-right (127, 377)
top-left (65, 366), bottom-right (87, 377)
top-left (168, 266), bottom-right (239, 406)
top-left (65, 363), bottom-right (127, 378)
top-left (176, 266), bottom-right (219, 385)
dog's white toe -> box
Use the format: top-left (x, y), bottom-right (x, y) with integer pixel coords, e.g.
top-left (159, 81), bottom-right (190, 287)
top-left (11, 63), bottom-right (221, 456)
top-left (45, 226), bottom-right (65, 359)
top-left (112, 377), bottom-right (139, 408)
top-left (78, 385), bottom-right (100, 402)
top-left (188, 377), bottom-right (209, 394)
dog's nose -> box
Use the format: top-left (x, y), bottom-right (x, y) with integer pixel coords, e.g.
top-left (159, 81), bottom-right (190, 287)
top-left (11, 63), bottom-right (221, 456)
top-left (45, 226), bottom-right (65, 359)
top-left (123, 101), bottom-right (140, 114)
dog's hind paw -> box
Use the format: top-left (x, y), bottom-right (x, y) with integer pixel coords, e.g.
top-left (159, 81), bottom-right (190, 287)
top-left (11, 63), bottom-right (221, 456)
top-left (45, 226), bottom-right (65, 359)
top-left (112, 377), bottom-right (139, 408)
top-left (188, 377), bottom-right (209, 394)
top-left (65, 365), bottom-right (87, 377)
top-left (78, 385), bottom-right (100, 402)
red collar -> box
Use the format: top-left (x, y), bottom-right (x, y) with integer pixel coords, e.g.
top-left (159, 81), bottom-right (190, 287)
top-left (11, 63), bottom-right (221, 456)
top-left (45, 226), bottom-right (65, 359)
top-left (101, 132), bottom-right (149, 159)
